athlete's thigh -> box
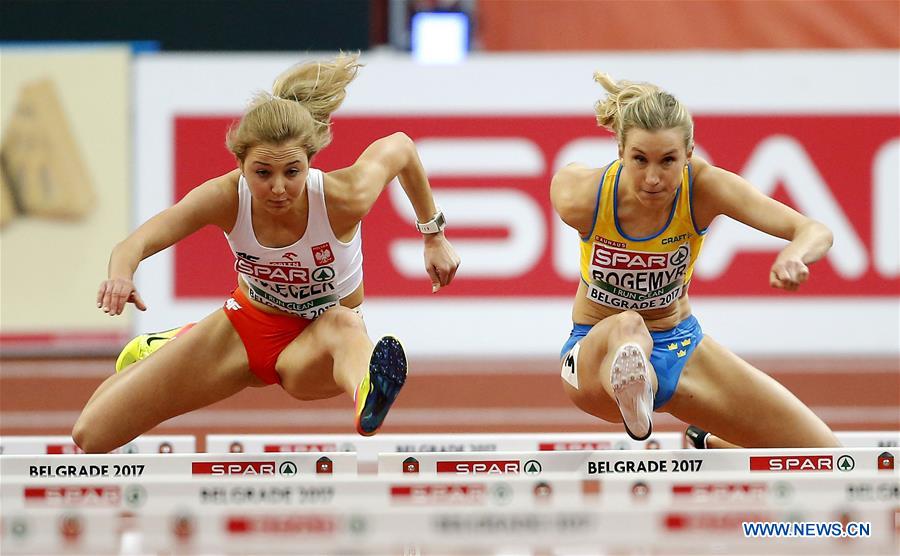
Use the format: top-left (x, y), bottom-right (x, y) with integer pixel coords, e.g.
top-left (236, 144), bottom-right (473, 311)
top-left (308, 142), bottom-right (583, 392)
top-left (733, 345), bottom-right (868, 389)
top-left (274, 314), bottom-right (349, 400)
top-left (561, 319), bottom-right (624, 423)
top-left (664, 335), bottom-right (839, 447)
top-left (76, 311), bottom-right (254, 447)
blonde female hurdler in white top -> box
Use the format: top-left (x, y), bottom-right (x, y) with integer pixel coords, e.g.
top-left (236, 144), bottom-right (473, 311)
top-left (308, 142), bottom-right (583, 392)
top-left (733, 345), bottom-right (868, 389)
top-left (76, 54), bottom-right (460, 453)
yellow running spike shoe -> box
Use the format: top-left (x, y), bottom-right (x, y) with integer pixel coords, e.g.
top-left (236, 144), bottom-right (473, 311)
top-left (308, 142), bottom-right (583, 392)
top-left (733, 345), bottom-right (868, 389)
top-left (354, 335), bottom-right (408, 436)
top-left (114, 323), bottom-right (195, 373)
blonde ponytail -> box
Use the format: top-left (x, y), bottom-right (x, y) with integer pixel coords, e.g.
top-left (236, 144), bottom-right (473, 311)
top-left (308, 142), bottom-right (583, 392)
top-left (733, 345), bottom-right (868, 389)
top-left (227, 54), bottom-right (362, 161)
top-left (593, 72), bottom-right (693, 151)
top-left (273, 53), bottom-right (361, 135)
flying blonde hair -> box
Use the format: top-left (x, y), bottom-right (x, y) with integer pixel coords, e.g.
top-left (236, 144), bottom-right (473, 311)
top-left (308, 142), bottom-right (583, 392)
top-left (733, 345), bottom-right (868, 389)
top-left (593, 72), bottom-right (693, 151)
top-left (227, 53), bottom-right (362, 161)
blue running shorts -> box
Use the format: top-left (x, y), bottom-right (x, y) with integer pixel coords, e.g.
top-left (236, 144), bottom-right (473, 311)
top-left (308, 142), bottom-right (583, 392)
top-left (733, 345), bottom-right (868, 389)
top-left (560, 315), bottom-right (704, 410)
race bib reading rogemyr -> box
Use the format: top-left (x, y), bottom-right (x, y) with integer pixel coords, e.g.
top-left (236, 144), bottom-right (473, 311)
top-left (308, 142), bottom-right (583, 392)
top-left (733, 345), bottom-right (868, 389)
top-left (585, 243), bottom-right (691, 311)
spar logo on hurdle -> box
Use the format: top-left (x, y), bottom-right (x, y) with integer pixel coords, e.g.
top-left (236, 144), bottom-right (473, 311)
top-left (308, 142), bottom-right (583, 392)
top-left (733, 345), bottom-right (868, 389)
top-left (264, 443), bottom-right (337, 453)
top-left (436, 459), bottom-right (520, 474)
top-left (402, 483), bottom-right (511, 505)
top-left (665, 512), bottom-right (773, 532)
top-left (539, 442), bottom-right (613, 451)
top-left (749, 455), bottom-right (836, 472)
top-left (226, 515), bottom-right (339, 535)
top-left (671, 483), bottom-right (768, 504)
top-left (45, 444), bottom-right (85, 455)
top-left (191, 461), bottom-right (299, 476)
top-left (24, 486), bottom-right (122, 507)
top-left (434, 459), bottom-right (543, 475)
top-left (390, 484), bottom-right (491, 505)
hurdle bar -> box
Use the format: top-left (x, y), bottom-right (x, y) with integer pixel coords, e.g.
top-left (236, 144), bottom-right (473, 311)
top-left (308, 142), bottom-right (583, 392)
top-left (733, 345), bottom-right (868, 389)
top-left (0, 430), bottom-right (892, 456)
top-left (378, 447), bottom-right (899, 475)
top-left (206, 432), bottom-right (683, 459)
top-left (3, 505), bottom-right (895, 554)
top-left (833, 431), bottom-right (900, 448)
top-left (205, 431), bottom-right (900, 459)
top-left (2, 473), bottom-right (897, 512)
top-left (0, 452), bottom-right (357, 479)
top-left (0, 434), bottom-right (196, 455)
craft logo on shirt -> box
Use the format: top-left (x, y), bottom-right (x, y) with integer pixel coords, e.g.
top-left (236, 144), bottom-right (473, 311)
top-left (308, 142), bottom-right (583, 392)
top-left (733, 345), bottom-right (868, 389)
top-left (312, 243), bottom-right (335, 266)
top-left (661, 233), bottom-right (693, 245)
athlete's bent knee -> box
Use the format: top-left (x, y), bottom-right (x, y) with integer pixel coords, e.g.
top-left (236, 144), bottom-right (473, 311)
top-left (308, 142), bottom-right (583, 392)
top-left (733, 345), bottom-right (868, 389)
top-left (71, 415), bottom-right (111, 454)
top-left (613, 310), bottom-right (647, 335)
top-left (318, 306), bottom-right (365, 333)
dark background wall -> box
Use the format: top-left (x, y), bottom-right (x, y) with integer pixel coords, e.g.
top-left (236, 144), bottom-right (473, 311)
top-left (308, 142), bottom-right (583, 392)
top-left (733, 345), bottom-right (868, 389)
top-left (0, 0), bottom-right (373, 51)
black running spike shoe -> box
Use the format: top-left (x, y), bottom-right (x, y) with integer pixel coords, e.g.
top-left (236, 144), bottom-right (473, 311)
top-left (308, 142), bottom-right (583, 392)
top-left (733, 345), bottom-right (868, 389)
top-left (355, 336), bottom-right (408, 436)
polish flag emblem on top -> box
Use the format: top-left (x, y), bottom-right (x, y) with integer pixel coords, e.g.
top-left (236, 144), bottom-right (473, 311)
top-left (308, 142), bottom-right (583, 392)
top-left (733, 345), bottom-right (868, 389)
top-left (312, 243), bottom-right (334, 266)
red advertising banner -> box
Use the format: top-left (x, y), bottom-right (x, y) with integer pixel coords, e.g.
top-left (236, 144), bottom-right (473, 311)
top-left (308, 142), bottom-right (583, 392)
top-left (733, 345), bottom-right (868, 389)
top-left (173, 115), bottom-right (898, 299)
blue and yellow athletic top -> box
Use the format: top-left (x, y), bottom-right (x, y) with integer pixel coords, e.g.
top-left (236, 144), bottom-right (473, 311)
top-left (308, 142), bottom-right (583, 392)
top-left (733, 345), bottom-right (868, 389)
top-left (579, 160), bottom-right (707, 311)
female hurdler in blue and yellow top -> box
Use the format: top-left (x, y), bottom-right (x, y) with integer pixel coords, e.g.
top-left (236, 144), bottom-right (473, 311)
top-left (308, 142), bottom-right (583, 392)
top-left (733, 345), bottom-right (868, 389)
top-left (578, 159), bottom-right (704, 312)
top-left (552, 72), bottom-right (839, 448)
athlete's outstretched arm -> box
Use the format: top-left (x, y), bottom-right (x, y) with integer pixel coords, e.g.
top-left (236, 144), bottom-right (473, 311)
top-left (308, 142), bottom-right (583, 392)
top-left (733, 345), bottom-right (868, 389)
top-left (692, 157), bottom-right (833, 291)
top-left (332, 132), bottom-right (460, 291)
top-left (98, 172), bottom-right (238, 315)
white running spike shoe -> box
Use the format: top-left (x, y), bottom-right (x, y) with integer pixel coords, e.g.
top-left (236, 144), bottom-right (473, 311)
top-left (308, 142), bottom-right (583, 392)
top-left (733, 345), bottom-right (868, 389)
top-left (610, 343), bottom-right (654, 441)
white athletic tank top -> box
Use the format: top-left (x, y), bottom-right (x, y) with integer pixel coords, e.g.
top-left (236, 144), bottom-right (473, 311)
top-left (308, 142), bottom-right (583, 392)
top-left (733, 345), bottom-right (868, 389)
top-left (225, 168), bottom-right (363, 319)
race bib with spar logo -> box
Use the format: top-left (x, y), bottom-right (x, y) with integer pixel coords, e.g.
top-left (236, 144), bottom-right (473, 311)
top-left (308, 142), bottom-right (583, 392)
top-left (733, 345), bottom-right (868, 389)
top-left (235, 253), bottom-right (340, 319)
top-left (585, 243), bottom-right (691, 310)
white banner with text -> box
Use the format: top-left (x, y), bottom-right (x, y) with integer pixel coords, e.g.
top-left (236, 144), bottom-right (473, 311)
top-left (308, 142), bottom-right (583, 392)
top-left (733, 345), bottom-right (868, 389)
top-left (133, 52), bottom-right (899, 356)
